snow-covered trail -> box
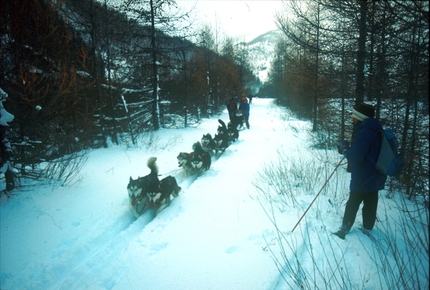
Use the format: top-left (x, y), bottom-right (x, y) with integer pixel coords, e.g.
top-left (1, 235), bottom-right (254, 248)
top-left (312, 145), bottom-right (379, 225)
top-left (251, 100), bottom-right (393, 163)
top-left (1, 98), bottom-right (302, 290)
top-left (99, 105), bottom-right (290, 290)
top-left (66, 99), bottom-right (293, 290)
top-left (2, 98), bottom-right (428, 290)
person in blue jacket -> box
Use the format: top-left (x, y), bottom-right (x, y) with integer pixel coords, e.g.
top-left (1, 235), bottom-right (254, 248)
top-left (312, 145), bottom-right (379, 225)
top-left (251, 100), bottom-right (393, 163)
top-left (334, 102), bottom-right (387, 239)
top-left (238, 94), bottom-right (250, 129)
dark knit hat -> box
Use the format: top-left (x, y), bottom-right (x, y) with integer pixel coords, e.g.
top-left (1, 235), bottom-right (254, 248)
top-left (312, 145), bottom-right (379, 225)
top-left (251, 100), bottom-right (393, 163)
top-left (352, 102), bottom-right (375, 121)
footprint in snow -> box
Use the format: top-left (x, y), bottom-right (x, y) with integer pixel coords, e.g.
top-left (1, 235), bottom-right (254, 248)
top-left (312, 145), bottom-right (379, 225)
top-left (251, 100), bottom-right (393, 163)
top-left (225, 245), bottom-right (240, 254)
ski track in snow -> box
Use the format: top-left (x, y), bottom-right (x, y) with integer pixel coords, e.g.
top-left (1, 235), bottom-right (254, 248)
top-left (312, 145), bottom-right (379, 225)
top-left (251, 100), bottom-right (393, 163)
top-left (56, 212), bottom-right (151, 289)
top-left (57, 168), bottom-right (208, 288)
top-left (58, 102), bottom-right (283, 289)
top-left (0, 98), bottom-right (288, 290)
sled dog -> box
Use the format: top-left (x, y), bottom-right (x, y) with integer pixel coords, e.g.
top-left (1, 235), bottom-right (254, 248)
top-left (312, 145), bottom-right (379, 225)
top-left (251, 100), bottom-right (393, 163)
top-left (147, 175), bottom-right (181, 216)
top-left (227, 121), bottom-right (239, 143)
top-left (213, 133), bottom-right (229, 158)
top-left (231, 110), bottom-right (245, 130)
top-left (177, 152), bottom-right (193, 177)
top-left (190, 142), bottom-right (211, 172)
top-left (127, 177), bottom-right (148, 218)
top-left (127, 157), bottom-right (159, 218)
top-left (217, 119), bottom-right (228, 136)
top-left (201, 133), bottom-right (215, 156)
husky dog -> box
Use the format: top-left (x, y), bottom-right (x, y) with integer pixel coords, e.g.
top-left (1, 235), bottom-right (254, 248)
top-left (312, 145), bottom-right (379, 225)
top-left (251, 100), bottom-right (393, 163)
top-left (214, 119), bottom-right (229, 157)
top-left (147, 176), bottom-right (181, 216)
top-left (227, 121), bottom-right (239, 143)
top-left (213, 133), bottom-right (229, 158)
top-left (231, 110), bottom-right (245, 130)
top-left (190, 142), bottom-right (211, 172)
top-left (127, 177), bottom-right (148, 218)
top-left (201, 133), bottom-right (215, 156)
top-left (217, 119), bottom-right (228, 136)
top-left (127, 157), bottom-right (160, 218)
top-left (177, 152), bottom-right (193, 176)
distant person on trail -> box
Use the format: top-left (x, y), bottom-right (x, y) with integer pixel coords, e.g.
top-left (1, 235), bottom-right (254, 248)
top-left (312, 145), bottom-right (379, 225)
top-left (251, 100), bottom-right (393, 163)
top-left (238, 94), bottom-right (250, 129)
top-left (226, 97), bottom-right (237, 121)
top-left (333, 102), bottom-right (387, 240)
top-left (248, 94), bottom-right (253, 104)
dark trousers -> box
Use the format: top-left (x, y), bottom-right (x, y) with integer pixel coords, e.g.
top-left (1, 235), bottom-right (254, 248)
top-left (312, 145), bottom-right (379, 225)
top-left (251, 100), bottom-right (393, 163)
top-left (228, 112), bottom-right (234, 121)
top-left (342, 190), bottom-right (378, 230)
top-left (244, 115), bottom-right (250, 128)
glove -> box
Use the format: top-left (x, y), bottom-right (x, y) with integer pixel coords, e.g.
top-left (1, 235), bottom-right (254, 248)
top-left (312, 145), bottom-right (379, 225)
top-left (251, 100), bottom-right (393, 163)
top-left (337, 140), bottom-right (349, 155)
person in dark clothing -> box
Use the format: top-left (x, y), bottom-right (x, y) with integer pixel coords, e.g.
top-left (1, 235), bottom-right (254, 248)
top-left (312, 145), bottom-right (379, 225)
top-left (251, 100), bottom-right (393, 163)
top-left (238, 94), bottom-right (250, 129)
top-left (334, 102), bottom-right (387, 239)
top-left (226, 97), bottom-right (237, 121)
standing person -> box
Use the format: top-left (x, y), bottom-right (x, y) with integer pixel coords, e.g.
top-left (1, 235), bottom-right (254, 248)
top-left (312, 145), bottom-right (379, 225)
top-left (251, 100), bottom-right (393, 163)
top-left (226, 96), bottom-right (237, 121)
top-left (333, 102), bottom-right (387, 239)
top-left (238, 94), bottom-right (250, 129)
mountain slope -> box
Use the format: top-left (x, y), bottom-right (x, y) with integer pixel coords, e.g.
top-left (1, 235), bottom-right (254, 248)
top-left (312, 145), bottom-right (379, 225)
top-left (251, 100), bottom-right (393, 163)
top-left (239, 30), bottom-right (282, 83)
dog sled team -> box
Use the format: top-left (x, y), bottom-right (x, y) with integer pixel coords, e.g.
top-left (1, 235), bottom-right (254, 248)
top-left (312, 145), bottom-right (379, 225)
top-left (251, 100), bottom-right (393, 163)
top-left (127, 94), bottom-right (251, 218)
top-left (177, 119), bottom-right (236, 176)
top-left (128, 157), bottom-right (181, 218)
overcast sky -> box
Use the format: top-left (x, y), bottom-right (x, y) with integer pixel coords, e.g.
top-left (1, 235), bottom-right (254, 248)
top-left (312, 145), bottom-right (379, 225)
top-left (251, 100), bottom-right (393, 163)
top-left (176, 0), bottom-right (285, 42)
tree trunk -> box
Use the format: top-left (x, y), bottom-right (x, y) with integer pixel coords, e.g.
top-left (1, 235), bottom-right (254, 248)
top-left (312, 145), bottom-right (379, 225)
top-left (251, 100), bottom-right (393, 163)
top-left (150, 0), bottom-right (160, 130)
top-left (104, 0), bottom-right (117, 144)
top-left (89, 0), bottom-right (109, 146)
top-left (312, 3), bottom-right (320, 132)
top-left (355, 0), bottom-right (367, 105)
top-left (340, 48), bottom-right (346, 141)
top-left (404, 7), bottom-right (423, 199)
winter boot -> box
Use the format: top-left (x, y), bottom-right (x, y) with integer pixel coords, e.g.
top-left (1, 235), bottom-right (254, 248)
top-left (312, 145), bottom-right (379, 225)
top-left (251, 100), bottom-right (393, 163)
top-left (332, 225), bottom-right (349, 240)
top-left (359, 227), bottom-right (371, 235)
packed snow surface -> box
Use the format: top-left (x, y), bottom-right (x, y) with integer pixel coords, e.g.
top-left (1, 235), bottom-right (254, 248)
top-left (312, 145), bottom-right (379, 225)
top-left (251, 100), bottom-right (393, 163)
top-left (1, 98), bottom-right (428, 289)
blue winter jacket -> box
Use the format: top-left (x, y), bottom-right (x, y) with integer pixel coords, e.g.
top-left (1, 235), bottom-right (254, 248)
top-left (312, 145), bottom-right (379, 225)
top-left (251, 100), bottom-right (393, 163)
top-left (239, 102), bottom-right (250, 116)
top-left (344, 118), bottom-right (387, 192)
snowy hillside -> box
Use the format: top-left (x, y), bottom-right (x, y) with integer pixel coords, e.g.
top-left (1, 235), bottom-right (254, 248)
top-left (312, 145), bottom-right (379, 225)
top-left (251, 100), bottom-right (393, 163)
top-left (240, 30), bottom-right (282, 83)
top-left (1, 98), bottom-right (428, 290)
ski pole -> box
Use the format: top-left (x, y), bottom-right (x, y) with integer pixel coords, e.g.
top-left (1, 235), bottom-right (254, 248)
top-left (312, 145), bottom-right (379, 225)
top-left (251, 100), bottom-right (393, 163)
top-left (291, 157), bottom-right (346, 232)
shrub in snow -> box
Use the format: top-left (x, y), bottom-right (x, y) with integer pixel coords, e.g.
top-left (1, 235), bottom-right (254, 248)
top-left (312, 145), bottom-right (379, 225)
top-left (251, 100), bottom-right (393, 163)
top-left (0, 88), bottom-right (15, 192)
